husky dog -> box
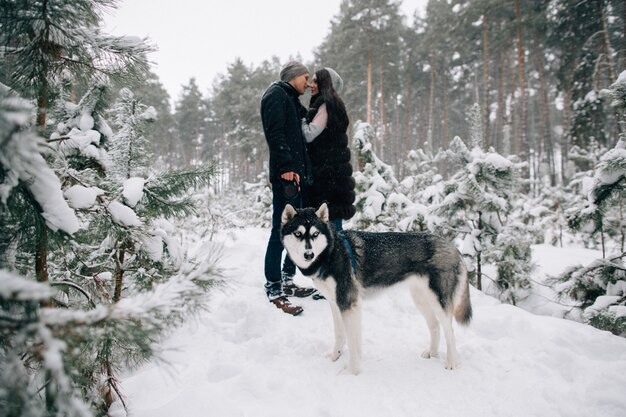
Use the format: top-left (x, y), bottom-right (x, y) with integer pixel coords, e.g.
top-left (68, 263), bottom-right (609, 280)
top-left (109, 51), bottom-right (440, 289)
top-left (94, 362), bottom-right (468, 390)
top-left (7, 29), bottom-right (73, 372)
top-left (280, 203), bottom-right (472, 375)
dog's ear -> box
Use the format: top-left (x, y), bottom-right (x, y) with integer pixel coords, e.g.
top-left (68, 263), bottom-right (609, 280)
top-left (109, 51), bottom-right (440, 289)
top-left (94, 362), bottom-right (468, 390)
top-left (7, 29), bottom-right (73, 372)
top-left (315, 202), bottom-right (329, 222)
top-left (281, 204), bottom-right (297, 225)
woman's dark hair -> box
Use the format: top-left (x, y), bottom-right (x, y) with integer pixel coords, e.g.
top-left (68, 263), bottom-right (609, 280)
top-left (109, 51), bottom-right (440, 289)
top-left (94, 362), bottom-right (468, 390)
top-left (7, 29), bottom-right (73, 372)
top-left (314, 68), bottom-right (349, 132)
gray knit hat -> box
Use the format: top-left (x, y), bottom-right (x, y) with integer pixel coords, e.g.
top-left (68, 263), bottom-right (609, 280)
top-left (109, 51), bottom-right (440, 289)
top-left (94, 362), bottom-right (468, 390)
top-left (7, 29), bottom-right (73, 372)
top-left (324, 67), bottom-right (343, 93)
top-left (280, 61), bottom-right (309, 82)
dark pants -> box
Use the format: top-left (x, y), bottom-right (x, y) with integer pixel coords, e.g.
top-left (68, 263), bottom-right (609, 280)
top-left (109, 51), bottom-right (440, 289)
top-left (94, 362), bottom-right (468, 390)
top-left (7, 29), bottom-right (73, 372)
top-left (264, 181), bottom-right (306, 299)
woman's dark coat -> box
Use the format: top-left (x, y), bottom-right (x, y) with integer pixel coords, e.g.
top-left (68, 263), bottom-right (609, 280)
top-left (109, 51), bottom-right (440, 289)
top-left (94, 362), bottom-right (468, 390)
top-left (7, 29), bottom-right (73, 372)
top-left (305, 95), bottom-right (356, 221)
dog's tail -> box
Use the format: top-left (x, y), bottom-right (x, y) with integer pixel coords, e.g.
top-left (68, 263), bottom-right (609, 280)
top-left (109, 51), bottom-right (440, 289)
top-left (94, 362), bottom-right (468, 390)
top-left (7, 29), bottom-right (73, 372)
top-left (453, 263), bottom-right (472, 325)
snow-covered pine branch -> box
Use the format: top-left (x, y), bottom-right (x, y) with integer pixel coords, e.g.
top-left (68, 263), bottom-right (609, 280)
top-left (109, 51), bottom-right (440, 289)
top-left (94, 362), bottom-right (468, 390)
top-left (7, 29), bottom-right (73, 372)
top-left (0, 87), bottom-right (80, 235)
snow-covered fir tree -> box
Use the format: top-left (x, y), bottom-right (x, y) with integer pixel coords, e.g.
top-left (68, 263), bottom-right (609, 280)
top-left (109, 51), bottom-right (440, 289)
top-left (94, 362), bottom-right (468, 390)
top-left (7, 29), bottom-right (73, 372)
top-left (517, 186), bottom-right (573, 247)
top-left (553, 71), bottom-right (626, 335)
top-left (0, 1), bottom-right (221, 414)
top-left (351, 121), bottom-right (412, 231)
top-left (397, 146), bottom-right (444, 232)
top-left (241, 170), bottom-right (273, 228)
top-left (0, 85), bottom-right (81, 273)
top-left (431, 134), bottom-right (531, 303)
top-left (183, 169), bottom-right (273, 238)
top-left (1, 79), bottom-right (221, 415)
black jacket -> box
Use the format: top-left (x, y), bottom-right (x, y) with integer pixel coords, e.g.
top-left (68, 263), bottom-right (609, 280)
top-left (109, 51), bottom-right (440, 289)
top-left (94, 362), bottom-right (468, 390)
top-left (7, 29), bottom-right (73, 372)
top-left (260, 81), bottom-right (312, 185)
top-left (306, 95), bottom-right (356, 221)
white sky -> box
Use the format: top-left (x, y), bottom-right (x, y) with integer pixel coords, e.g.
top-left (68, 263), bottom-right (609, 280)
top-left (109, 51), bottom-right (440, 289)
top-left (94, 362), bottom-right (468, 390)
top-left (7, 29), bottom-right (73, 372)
top-left (103, 0), bottom-right (427, 103)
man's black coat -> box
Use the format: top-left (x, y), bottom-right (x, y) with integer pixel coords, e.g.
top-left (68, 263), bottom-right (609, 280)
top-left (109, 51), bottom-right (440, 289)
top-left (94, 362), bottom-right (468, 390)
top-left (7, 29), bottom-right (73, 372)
top-left (260, 81), bottom-right (312, 185)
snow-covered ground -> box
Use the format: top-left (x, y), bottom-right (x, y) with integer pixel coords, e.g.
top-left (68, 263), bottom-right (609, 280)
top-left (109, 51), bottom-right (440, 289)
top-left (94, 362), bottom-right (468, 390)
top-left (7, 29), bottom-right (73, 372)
top-left (120, 228), bottom-right (626, 417)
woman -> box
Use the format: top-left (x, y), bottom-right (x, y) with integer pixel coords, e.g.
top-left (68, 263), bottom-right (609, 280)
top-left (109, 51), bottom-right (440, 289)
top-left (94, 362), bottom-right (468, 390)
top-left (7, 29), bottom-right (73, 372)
top-left (302, 68), bottom-right (356, 230)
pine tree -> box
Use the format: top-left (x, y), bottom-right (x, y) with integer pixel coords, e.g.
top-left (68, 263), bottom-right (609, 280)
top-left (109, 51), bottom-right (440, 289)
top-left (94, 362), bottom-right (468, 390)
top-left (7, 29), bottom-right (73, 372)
top-left (242, 170), bottom-right (273, 228)
top-left (398, 146), bottom-right (444, 232)
top-left (550, 254), bottom-right (626, 336)
top-left (0, 86), bottom-right (80, 273)
top-left (0, 0), bottom-right (153, 291)
top-left (350, 121), bottom-right (409, 231)
top-left (553, 71), bottom-right (626, 335)
top-left (567, 142), bottom-right (626, 256)
top-left (174, 78), bottom-right (207, 167)
top-left (209, 58), bottom-right (276, 184)
top-left (0, 2), bottom-right (221, 414)
top-left (432, 134), bottom-right (528, 302)
top-left (124, 69), bottom-right (178, 169)
top-left (1, 82), bottom-right (221, 415)
top-left (519, 186), bottom-right (572, 247)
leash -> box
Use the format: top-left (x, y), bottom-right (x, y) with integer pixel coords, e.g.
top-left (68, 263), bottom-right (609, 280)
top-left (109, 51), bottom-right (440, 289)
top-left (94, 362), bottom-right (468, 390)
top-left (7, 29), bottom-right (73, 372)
top-left (337, 230), bottom-right (357, 273)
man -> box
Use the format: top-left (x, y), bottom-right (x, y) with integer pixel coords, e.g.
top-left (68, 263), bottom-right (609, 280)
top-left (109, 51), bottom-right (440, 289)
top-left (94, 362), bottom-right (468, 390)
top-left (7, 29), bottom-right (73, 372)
top-left (260, 61), bottom-right (318, 315)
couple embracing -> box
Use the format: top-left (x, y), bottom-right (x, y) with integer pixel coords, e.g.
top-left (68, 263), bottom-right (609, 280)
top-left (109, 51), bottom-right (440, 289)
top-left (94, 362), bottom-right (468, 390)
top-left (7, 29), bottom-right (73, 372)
top-left (260, 61), bottom-right (356, 315)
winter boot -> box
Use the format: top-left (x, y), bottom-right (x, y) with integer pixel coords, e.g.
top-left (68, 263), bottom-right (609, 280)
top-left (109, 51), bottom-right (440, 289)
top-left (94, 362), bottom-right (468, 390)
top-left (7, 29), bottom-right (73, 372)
top-left (283, 283), bottom-right (319, 298)
top-left (270, 296), bottom-right (303, 316)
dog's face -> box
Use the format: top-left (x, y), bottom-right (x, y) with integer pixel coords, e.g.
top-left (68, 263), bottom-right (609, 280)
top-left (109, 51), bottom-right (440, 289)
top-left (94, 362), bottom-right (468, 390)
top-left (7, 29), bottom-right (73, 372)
top-left (281, 203), bottom-right (330, 269)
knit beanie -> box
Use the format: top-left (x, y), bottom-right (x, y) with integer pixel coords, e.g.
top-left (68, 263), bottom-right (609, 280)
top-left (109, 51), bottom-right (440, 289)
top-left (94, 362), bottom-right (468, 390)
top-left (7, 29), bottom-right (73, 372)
top-left (324, 67), bottom-right (343, 93)
top-left (280, 61), bottom-right (309, 82)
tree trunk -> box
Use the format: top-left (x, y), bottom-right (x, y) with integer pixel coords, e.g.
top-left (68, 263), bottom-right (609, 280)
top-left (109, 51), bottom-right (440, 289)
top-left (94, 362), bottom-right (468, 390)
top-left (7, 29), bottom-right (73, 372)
top-left (428, 49), bottom-right (436, 148)
top-left (507, 47), bottom-right (516, 156)
top-left (418, 92), bottom-right (428, 149)
top-left (403, 71), bottom-right (413, 170)
top-left (35, 49), bottom-right (51, 291)
top-left (597, 0), bottom-right (624, 140)
top-left (477, 213), bottom-right (483, 291)
top-left (113, 245), bottom-right (127, 303)
top-left (623, 0), bottom-right (626, 69)
top-left (482, 14), bottom-right (491, 150)
top-left (533, 36), bottom-right (556, 186)
top-left (619, 200), bottom-right (626, 253)
top-left (367, 49), bottom-right (373, 125)
top-left (514, 0), bottom-right (529, 178)
top-left (561, 89), bottom-right (572, 183)
top-left (35, 226), bottom-right (49, 281)
top-left (379, 62), bottom-right (386, 160)
top-left (442, 70), bottom-right (450, 150)
top-left (597, 0), bottom-right (615, 81)
top-left (36, 79), bottom-right (48, 135)
top-left (496, 45), bottom-right (506, 154)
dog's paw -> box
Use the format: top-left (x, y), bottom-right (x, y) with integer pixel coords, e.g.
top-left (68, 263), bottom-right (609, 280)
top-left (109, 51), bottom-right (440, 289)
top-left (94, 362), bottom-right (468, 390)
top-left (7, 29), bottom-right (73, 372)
top-left (337, 364), bottom-right (360, 376)
top-left (444, 358), bottom-right (457, 370)
top-left (327, 348), bottom-right (343, 362)
top-left (421, 349), bottom-right (439, 359)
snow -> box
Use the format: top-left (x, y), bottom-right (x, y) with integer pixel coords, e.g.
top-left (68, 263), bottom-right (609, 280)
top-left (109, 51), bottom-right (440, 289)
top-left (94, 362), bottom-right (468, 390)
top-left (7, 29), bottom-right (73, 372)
top-left (79, 112), bottom-right (95, 131)
top-left (1, 132), bottom-right (80, 234)
top-left (140, 233), bottom-right (163, 262)
top-left (520, 244), bottom-right (601, 318)
top-left (607, 280), bottom-right (626, 297)
top-left (52, 127), bottom-right (109, 169)
top-left (586, 296), bottom-right (623, 316)
top-left (609, 305), bottom-right (626, 318)
top-left (107, 201), bottom-right (142, 227)
top-left (0, 269), bottom-right (53, 301)
top-left (120, 228), bottom-right (626, 417)
top-left (148, 219), bottom-right (184, 267)
top-left (596, 147), bottom-right (626, 185)
top-left (123, 177), bottom-right (145, 207)
top-left (483, 152), bottom-right (513, 171)
top-left (64, 185), bottom-right (104, 209)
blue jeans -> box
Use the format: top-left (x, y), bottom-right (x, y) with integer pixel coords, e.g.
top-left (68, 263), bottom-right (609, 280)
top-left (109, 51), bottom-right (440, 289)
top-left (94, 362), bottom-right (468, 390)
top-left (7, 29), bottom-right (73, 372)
top-left (264, 181), bottom-right (306, 299)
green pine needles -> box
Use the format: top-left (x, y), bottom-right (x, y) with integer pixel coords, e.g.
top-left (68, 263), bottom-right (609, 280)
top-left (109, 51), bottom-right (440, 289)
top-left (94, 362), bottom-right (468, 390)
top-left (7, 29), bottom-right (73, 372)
top-left (0, 2), bottom-right (220, 414)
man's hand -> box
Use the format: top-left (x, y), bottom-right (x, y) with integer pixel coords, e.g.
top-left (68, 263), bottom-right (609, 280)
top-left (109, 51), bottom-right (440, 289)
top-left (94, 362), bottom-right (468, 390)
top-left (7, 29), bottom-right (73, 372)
top-left (280, 172), bottom-right (300, 184)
